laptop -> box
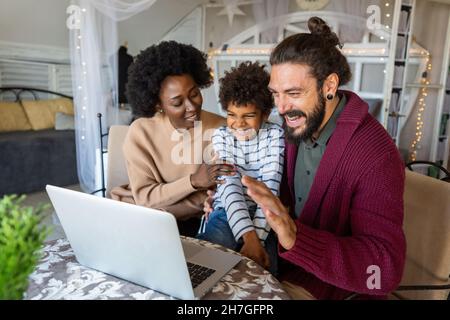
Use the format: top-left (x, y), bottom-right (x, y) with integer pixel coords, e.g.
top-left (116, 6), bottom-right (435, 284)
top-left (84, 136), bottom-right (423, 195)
top-left (46, 185), bottom-right (241, 300)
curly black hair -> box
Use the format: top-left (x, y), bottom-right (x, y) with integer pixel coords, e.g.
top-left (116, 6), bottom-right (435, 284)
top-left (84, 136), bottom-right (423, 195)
top-left (219, 61), bottom-right (273, 115)
top-left (126, 41), bottom-right (213, 118)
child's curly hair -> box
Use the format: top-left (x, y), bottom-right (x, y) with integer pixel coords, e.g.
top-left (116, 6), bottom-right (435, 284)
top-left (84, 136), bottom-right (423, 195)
top-left (219, 61), bottom-right (273, 114)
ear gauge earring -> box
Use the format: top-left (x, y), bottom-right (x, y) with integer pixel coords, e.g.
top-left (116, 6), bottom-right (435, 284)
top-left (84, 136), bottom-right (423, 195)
top-left (326, 93), bottom-right (334, 101)
top-left (159, 109), bottom-right (164, 113)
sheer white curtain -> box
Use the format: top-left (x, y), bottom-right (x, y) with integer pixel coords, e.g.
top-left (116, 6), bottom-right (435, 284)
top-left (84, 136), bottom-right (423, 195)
top-left (69, 0), bottom-right (156, 194)
top-left (91, 0), bottom-right (156, 21)
top-left (252, 0), bottom-right (290, 44)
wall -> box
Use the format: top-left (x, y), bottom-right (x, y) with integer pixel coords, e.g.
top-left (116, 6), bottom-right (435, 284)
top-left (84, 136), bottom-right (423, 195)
top-left (161, 6), bottom-right (203, 50)
top-left (118, 0), bottom-right (203, 55)
top-left (0, 0), bottom-right (202, 55)
top-left (0, 0), bottom-right (71, 47)
top-left (204, 4), bottom-right (256, 50)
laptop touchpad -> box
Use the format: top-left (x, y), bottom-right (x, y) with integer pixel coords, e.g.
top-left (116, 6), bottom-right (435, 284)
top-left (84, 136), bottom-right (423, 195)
top-left (181, 241), bottom-right (203, 259)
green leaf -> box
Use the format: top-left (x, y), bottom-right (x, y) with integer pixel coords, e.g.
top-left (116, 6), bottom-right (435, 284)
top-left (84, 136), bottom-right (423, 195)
top-left (0, 194), bottom-right (51, 300)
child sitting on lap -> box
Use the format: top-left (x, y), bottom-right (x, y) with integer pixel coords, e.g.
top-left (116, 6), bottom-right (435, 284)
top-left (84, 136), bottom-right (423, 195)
top-left (197, 62), bottom-right (284, 275)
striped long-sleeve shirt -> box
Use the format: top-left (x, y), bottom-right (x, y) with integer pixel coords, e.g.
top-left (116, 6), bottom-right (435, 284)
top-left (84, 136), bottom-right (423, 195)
top-left (212, 122), bottom-right (285, 244)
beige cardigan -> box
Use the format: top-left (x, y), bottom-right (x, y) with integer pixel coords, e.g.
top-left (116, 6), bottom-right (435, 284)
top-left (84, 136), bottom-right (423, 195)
top-left (111, 110), bottom-right (225, 220)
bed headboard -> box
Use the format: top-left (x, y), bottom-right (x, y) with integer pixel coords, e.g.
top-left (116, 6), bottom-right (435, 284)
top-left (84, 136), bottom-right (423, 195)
top-left (0, 87), bottom-right (75, 132)
top-left (0, 87), bottom-right (73, 102)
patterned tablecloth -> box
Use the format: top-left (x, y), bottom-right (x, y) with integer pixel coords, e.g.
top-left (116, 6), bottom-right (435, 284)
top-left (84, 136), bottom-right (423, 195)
top-left (26, 237), bottom-right (291, 300)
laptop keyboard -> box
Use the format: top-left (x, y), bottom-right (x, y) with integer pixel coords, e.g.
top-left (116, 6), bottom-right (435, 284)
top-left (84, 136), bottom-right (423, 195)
top-left (187, 262), bottom-right (216, 288)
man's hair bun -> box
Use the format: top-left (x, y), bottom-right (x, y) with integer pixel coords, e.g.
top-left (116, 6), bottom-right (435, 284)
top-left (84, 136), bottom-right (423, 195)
top-left (308, 16), bottom-right (342, 49)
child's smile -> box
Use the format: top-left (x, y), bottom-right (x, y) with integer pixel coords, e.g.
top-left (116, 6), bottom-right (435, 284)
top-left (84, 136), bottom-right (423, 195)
top-left (226, 103), bottom-right (268, 141)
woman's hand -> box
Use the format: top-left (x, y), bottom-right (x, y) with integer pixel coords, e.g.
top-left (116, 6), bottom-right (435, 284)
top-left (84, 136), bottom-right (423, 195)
top-left (190, 163), bottom-right (235, 190)
top-left (242, 175), bottom-right (297, 250)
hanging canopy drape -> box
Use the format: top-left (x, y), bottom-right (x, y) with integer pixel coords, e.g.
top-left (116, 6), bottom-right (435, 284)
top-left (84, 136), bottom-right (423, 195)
top-left (69, 0), bottom-right (156, 194)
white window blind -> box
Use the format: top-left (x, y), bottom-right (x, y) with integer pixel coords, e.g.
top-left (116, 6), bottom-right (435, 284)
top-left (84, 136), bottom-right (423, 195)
top-left (0, 59), bottom-right (72, 99)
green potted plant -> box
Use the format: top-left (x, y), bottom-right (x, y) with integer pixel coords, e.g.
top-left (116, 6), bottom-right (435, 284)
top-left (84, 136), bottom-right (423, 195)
top-left (0, 195), bottom-right (51, 300)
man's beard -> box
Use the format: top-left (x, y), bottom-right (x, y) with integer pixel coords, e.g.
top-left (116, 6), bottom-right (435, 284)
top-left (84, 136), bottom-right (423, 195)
top-left (282, 92), bottom-right (326, 144)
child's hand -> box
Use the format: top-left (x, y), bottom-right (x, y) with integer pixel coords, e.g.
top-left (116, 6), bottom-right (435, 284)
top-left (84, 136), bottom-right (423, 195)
top-left (240, 231), bottom-right (270, 270)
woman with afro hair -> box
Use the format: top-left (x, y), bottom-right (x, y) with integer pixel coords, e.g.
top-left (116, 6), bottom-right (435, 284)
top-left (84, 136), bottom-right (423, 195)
top-left (111, 41), bottom-right (235, 236)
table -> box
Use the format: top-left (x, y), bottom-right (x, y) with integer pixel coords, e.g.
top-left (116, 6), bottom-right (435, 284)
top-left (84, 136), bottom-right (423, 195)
top-left (26, 237), bottom-right (291, 300)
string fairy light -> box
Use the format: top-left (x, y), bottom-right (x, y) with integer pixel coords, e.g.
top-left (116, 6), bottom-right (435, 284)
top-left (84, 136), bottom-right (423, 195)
top-left (208, 48), bottom-right (272, 57)
top-left (207, 47), bottom-right (387, 59)
top-left (409, 53), bottom-right (432, 162)
top-left (73, 7), bottom-right (89, 142)
top-left (382, 2), bottom-right (392, 38)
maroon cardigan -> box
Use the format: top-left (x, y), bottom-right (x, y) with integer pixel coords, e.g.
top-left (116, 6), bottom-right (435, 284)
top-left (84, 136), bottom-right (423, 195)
top-left (278, 90), bottom-right (406, 300)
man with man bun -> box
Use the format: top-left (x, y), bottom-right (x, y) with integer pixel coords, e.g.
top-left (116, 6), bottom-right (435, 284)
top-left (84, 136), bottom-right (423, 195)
top-left (209, 17), bottom-right (406, 299)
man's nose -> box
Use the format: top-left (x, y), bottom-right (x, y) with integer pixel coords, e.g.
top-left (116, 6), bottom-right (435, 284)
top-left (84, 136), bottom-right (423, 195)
top-left (276, 95), bottom-right (291, 115)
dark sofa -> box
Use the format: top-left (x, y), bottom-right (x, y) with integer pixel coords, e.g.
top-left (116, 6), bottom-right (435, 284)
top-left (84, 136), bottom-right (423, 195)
top-left (0, 129), bottom-right (78, 196)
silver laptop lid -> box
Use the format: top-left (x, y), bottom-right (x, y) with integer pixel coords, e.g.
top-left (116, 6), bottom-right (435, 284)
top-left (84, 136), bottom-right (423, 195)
top-left (46, 185), bottom-right (195, 299)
